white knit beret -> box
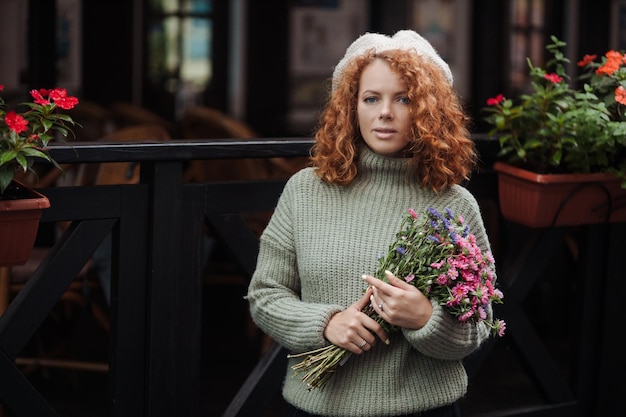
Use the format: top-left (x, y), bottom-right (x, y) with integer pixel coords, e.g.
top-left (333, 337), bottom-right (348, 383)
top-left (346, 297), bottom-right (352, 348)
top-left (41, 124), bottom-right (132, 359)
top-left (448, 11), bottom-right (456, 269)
top-left (332, 30), bottom-right (453, 91)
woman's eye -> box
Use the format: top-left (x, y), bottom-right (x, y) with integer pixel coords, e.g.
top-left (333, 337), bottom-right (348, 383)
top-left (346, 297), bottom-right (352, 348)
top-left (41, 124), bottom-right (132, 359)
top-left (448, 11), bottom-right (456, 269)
top-left (364, 96), bottom-right (378, 104)
top-left (398, 96), bottom-right (410, 104)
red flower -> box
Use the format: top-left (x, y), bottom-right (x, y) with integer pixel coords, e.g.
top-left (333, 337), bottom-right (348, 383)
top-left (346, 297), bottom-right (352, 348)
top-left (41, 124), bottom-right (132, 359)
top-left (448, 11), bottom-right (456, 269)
top-left (30, 89), bottom-right (50, 105)
top-left (49, 88), bottom-right (79, 110)
top-left (5, 111), bottom-right (29, 134)
top-left (29, 87), bottom-right (79, 109)
top-left (544, 73), bottom-right (563, 83)
top-left (0, 84), bottom-right (81, 194)
top-left (615, 86), bottom-right (626, 105)
top-left (577, 54), bottom-right (597, 67)
top-left (486, 94), bottom-right (505, 106)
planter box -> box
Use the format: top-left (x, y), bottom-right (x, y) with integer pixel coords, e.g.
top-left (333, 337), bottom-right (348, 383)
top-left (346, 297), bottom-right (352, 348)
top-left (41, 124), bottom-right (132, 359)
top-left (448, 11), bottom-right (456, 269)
top-left (493, 162), bottom-right (626, 228)
top-left (0, 181), bottom-right (51, 266)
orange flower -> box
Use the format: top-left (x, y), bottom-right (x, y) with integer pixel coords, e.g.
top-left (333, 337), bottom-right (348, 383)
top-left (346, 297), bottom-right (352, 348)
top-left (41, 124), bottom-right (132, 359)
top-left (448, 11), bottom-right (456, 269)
top-left (615, 86), bottom-right (626, 105)
top-left (596, 50), bottom-right (623, 76)
top-left (577, 54), bottom-right (597, 67)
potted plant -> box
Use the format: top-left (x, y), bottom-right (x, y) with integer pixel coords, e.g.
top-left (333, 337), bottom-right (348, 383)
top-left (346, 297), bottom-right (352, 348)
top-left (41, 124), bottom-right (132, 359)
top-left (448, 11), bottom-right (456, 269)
top-left (0, 84), bottom-right (79, 266)
top-left (482, 36), bottom-right (626, 227)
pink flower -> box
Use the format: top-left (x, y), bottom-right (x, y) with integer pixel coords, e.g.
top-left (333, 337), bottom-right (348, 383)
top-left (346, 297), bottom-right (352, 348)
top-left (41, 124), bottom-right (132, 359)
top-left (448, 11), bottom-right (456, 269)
top-left (496, 320), bottom-right (507, 337)
top-left (486, 252), bottom-right (495, 264)
top-left (447, 268), bottom-right (458, 280)
top-left (436, 274), bottom-right (449, 285)
top-left (451, 283), bottom-right (469, 298)
top-left (459, 310), bottom-right (475, 322)
top-left (430, 260), bottom-right (445, 269)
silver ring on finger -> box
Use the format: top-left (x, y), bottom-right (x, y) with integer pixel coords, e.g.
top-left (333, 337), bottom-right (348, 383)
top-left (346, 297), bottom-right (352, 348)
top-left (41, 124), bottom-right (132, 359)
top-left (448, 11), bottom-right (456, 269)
top-left (359, 339), bottom-right (367, 349)
top-left (379, 301), bottom-right (384, 311)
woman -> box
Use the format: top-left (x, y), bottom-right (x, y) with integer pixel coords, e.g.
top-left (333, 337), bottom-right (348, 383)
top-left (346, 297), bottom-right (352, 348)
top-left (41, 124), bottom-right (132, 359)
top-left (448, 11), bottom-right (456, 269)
top-left (246, 30), bottom-right (494, 417)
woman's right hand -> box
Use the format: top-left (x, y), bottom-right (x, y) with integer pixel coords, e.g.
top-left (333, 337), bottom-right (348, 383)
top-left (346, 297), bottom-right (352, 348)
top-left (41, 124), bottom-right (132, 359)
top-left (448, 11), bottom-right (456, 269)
top-left (323, 287), bottom-right (390, 354)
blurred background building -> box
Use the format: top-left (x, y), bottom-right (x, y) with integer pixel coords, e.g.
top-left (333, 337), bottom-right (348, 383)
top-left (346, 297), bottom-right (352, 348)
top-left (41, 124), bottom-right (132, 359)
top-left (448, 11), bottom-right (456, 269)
top-left (0, 0), bottom-right (619, 139)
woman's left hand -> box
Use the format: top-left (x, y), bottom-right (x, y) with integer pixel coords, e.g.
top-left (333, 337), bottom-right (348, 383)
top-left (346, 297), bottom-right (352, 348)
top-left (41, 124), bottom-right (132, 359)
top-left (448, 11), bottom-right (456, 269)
top-left (362, 270), bottom-right (433, 329)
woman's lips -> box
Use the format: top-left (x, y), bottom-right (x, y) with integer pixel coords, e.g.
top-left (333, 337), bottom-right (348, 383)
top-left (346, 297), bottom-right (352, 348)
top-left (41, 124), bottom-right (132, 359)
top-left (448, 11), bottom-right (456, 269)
top-left (374, 128), bottom-right (396, 139)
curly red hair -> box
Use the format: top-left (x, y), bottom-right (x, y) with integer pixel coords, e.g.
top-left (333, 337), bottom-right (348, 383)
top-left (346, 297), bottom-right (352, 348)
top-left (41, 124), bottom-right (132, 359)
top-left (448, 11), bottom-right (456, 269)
top-left (310, 49), bottom-right (476, 193)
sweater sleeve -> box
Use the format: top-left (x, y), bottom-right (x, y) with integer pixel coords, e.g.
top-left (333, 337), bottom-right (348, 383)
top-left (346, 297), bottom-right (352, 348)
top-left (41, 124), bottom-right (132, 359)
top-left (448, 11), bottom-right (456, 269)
top-left (246, 177), bottom-right (344, 353)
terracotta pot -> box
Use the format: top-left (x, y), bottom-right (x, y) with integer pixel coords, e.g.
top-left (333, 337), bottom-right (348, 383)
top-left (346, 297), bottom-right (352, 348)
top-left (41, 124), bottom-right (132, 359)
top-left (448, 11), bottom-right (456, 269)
top-left (493, 162), bottom-right (626, 228)
top-left (0, 180), bottom-right (50, 266)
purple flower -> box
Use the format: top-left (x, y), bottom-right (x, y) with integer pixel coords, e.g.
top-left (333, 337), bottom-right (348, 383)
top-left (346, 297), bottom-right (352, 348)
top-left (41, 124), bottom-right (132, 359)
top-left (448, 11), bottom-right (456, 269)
top-left (427, 207), bottom-right (442, 219)
top-left (427, 235), bottom-right (440, 243)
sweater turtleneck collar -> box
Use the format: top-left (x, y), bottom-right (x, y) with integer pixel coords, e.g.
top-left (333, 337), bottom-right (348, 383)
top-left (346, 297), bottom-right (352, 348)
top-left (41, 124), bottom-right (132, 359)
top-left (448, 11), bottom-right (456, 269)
top-left (356, 144), bottom-right (414, 185)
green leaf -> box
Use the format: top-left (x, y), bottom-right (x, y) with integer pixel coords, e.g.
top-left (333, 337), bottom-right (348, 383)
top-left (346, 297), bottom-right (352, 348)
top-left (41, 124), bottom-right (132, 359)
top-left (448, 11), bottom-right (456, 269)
top-left (41, 118), bottom-right (53, 131)
top-left (0, 168), bottom-right (13, 194)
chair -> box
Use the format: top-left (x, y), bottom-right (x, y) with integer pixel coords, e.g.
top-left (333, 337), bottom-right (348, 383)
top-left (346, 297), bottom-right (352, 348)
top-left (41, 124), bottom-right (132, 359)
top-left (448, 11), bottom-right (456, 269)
top-left (180, 106), bottom-right (309, 183)
top-left (109, 102), bottom-right (176, 137)
top-left (0, 123), bottom-right (171, 378)
top-left (180, 106), bottom-right (264, 183)
top-left (93, 123), bottom-right (172, 185)
top-left (71, 100), bottom-right (114, 142)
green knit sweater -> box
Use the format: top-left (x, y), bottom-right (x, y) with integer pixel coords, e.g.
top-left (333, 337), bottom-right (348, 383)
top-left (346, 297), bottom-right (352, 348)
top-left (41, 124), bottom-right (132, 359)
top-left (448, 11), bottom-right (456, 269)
top-left (247, 146), bottom-right (493, 417)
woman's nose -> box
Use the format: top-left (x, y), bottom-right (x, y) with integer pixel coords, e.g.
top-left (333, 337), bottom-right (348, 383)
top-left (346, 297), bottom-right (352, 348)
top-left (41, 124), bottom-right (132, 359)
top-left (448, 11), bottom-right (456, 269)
top-left (379, 103), bottom-right (393, 120)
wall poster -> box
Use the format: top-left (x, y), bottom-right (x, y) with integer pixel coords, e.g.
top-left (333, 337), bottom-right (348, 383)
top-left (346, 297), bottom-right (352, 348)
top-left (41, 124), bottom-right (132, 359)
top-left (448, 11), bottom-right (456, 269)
top-left (288, 0), bottom-right (369, 135)
top-left (408, 0), bottom-right (472, 101)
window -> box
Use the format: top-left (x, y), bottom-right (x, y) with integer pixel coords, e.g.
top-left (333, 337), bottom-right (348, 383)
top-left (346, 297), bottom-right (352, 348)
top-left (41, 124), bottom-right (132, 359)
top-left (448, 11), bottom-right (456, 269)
top-left (509, 0), bottom-right (545, 93)
top-left (145, 0), bottom-right (213, 119)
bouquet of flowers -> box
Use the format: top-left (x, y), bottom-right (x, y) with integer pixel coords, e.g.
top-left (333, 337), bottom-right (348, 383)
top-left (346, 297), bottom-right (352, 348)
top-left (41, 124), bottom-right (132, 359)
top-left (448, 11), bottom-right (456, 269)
top-left (288, 207), bottom-right (506, 390)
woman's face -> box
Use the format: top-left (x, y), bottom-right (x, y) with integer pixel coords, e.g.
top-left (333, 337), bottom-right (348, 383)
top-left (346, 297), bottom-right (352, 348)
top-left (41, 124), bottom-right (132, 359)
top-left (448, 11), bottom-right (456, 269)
top-left (357, 59), bottom-right (412, 157)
